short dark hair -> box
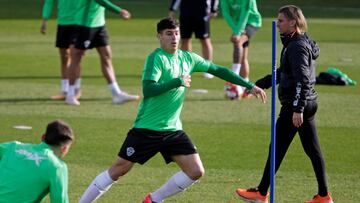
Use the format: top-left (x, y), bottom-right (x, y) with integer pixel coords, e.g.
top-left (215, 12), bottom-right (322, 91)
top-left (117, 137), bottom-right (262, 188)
top-left (44, 120), bottom-right (74, 147)
top-left (157, 17), bottom-right (179, 33)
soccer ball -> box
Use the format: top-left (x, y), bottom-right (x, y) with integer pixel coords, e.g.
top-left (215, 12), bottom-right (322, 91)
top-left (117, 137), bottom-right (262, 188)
top-left (224, 82), bottom-right (240, 100)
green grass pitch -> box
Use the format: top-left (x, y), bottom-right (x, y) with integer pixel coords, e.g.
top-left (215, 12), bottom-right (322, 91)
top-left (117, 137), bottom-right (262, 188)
top-left (0, 1), bottom-right (360, 202)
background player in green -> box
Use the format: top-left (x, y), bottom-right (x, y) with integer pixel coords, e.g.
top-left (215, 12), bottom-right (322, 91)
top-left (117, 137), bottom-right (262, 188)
top-left (65, 0), bottom-right (139, 105)
top-left (0, 120), bottom-right (74, 203)
top-left (78, 17), bottom-right (266, 203)
top-left (221, 0), bottom-right (261, 98)
top-left (40, 0), bottom-right (82, 101)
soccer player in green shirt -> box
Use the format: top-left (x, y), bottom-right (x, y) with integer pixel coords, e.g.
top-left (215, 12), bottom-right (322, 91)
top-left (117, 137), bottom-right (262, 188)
top-left (0, 120), bottom-right (74, 203)
top-left (78, 18), bottom-right (266, 203)
top-left (65, 0), bottom-right (139, 105)
top-left (41, 0), bottom-right (82, 101)
top-left (221, 0), bottom-right (262, 98)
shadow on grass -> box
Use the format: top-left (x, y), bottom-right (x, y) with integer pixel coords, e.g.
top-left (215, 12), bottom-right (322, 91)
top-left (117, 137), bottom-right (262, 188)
top-left (0, 74), bottom-right (141, 80)
top-left (186, 97), bottom-right (226, 102)
top-left (0, 96), bottom-right (226, 104)
top-left (0, 97), bottom-right (111, 104)
top-left (0, 98), bottom-right (53, 103)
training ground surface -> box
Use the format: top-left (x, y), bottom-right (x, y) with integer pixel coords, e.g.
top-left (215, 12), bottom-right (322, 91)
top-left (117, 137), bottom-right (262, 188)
top-left (0, 1), bottom-right (359, 202)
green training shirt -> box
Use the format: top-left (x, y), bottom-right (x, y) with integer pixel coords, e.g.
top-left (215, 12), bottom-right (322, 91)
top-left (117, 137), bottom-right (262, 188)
top-left (42, 0), bottom-right (77, 25)
top-left (0, 141), bottom-right (69, 203)
top-left (75, 0), bottom-right (122, 27)
top-left (134, 48), bottom-right (254, 131)
top-left (134, 48), bottom-right (211, 131)
top-left (221, 0), bottom-right (262, 35)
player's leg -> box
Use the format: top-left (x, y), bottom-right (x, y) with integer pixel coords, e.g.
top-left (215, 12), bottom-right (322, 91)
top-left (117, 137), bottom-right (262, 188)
top-left (241, 25), bottom-right (259, 98)
top-left (146, 131), bottom-right (203, 203)
top-left (240, 45), bottom-right (252, 98)
top-left (57, 46), bottom-right (82, 100)
top-left (65, 46), bottom-right (84, 105)
top-left (238, 34), bottom-right (249, 78)
top-left (96, 45), bottom-right (139, 104)
top-left (78, 157), bottom-right (135, 203)
top-left (174, 153), bottom-right (205, 180)
top-left (229, 39), bottom-right (244, 96)
top-left (200, 38), bottom-right (213, 61)
top-left (65, 25), bottom-right (90, 105)
top-left (200, 37), bottom-right (214, 79)
top-left (196, 16), bottom-right (214, 78)
top-left (79, 128), bottom-right (159, 202)
top-left (200, 40), bottom-right (214, 78)
top-left (53, 25), bottom-right (73, 100)
top-left (179, 15), bottom-right (193, 52)
top-left (180, 38), bottom-right (191, 51)
top-left (147, 154), bottom-right (204, 203)
top-left (240, 44), bottom-right (249, 80)
top-left (232, 39), bottom-right (242, 75)
top-left (95, 28), bottom-right (139, 104)
top-left (96, 45), bottom-right (117, 84)
top-left (56, 48), bottom-right (70, 98)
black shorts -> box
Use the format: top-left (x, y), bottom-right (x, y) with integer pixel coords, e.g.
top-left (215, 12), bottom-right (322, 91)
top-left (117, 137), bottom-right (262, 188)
top-left (180, 15), bottom-right (210, 39)
top-left (56, 25), bottom-right (76, 48)
top-left (118, 128), bottom-right (197, 164)
top-left (74, 26), bottom-right (109, 49)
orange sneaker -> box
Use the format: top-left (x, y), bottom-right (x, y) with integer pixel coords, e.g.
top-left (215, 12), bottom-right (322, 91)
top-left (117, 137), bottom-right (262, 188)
top-left (236, 188), bottom-right (269, 203)
top-left (305, 192), bottom-right (334, 203)
top-left (143, 194), bottom-right (156, 203)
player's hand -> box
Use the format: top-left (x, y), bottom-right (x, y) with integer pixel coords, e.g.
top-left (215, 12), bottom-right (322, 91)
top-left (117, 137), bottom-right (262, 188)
top-left (292, 112), bottom-right (303, 127)
top-left (120, 9), bottom-right (131, 20)
top-left (250, 86), bottom-right (267, 103)
top-left (40, 20), bottom-right (47, 35)
top-left (181, 75), bottom-right (191, 87)
top-left (230, 35), bottom-right (240, 43)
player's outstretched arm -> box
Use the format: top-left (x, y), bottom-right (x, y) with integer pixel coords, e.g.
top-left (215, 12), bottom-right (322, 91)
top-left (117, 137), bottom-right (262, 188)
top-left (207, 64), bottom-right (267, 103)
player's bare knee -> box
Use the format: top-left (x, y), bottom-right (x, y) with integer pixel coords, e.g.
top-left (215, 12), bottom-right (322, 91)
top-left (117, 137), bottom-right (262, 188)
top-left (109, 158), bottom-right (134, 179)
top-left (188, 167), bottom-right (205, 180)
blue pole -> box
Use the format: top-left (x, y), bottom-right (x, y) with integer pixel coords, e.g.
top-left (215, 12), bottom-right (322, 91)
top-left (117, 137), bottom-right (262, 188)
top-left (270, 20), bottom-right (277, 203)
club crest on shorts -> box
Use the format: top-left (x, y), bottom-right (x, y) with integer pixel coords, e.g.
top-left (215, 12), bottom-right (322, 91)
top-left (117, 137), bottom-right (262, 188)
top-left (126, 147), bottom-right (135, 156)
top-left (84, 40), bottom-right (91, 48)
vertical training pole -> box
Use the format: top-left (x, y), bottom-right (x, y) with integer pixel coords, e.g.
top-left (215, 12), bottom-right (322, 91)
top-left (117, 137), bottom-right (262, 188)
top-left (270, 20), bottom-right (277, 203)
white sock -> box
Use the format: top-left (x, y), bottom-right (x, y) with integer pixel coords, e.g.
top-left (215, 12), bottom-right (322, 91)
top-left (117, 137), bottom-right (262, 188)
top-left (68, 85), bottom-right (76, 97)
top-left (75, 78), bottom-right (81, 90)
top-left (79, 170), bottom-right (115, 203)
top-left (61, 79), bottom-right (69, 93)
top-left (108, 82), bottom-right (121, 96)
top-left (151, 171), bottom-right (196, 203)
top-left (231, 63), bottom-right (241, 75)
